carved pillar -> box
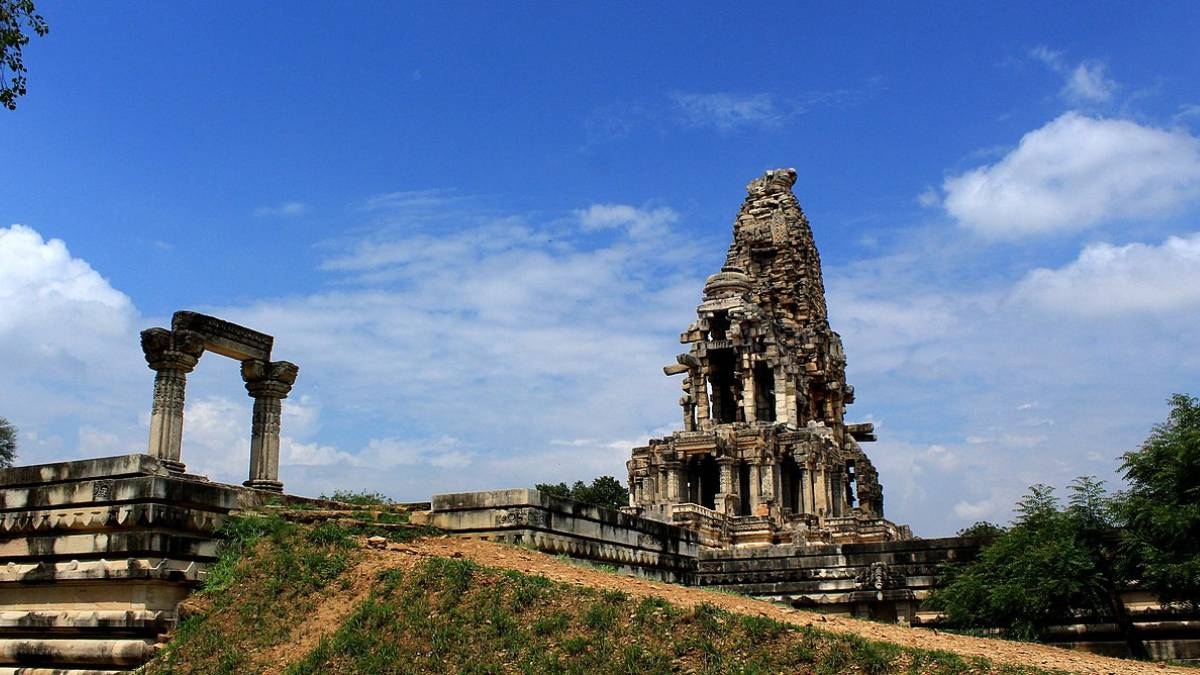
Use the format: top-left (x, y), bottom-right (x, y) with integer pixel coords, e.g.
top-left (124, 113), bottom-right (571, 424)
top-left (241, 360), bottom-right (299, 492)
top-left (760, 458), bottom-right (776, 506)
top-left (664, 461), bottom-right (682, 503)
top-left (715, 457), bottom-right (736, 514)
top-left (692, 369), bottom-right (710, 424)
top-left (774, 368), bottom-right (790, 426)
top-left (681, 377), bottom-right (696, 431)
top-left (813, 465), bottom-right (828, 517)
top-left (748, 463), bottom-right (761, 514)
top-left (742, 364), bottom-right (757, 424)
top-left (141, 328), bottom-right (205, 473)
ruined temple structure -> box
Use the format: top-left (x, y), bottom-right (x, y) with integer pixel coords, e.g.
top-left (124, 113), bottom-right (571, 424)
top-left (141, 311), bottom-right (299, 492)
top-left (627, 169), bottom-right (910, 547)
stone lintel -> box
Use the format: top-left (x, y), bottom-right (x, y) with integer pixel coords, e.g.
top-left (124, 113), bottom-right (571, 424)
top-left (171, 310), bottom-right (273, 362)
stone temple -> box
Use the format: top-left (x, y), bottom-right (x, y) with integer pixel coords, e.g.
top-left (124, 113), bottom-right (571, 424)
top-left (626, 168), bottom-right (910, 547)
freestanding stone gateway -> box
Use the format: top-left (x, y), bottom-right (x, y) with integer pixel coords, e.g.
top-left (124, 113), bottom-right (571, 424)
top-left (626, 169), bottom-right (909, 547)
top-left (141, 311), bottom-right (298, 492)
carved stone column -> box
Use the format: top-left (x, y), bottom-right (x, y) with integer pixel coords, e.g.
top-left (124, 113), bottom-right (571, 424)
top-left (694, 368), bottom-right (710, 425)
top-left (774, 368), bottom-right (790, 426)
top-left (748, 463), bottom-right (761, 514)
top-left (741, 364), bottom-right (757, 424)
top-left (241, 360), bottom-right (299, 492)
top-left (141, 328), bottom-right (205, 473)
top-left (664, 460), bottom-right (682, 503)
top-left (716, 457), bottom-right (737, 515)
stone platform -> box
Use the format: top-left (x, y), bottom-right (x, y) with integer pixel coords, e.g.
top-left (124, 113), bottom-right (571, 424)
top-left (0, 454), bottom-right (282, 673)
top-left (416, 488), bottom-right (699, 582)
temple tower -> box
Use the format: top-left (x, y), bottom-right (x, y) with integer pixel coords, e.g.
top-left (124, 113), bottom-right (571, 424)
top-left (627, 169), bottom-right (906, 546)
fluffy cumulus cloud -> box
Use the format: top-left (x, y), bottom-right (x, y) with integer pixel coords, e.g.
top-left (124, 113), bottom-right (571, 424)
top-left (1014, 233), bottom-right (1200, 316)
top-left (0, 225), bottom-right (145, 461)
top-left (940, 113), bottom-right (1200, 238)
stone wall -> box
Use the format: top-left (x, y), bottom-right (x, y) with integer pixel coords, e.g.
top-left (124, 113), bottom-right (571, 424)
top-left (416, 488), bottom-right (699, 582)
top-left (694, 537), bottom-right (988, 622)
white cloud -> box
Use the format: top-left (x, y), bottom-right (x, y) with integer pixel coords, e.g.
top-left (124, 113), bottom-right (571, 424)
top-left (1029, 46), bottom-right (1117, 104)
top-left (940, 113), bottom-right (1200, 237)
top-left (0, 225), bottom-right (144, 460)
top-left (254, 201), bottom-right (310, 218)
top-left (1064, 62), bottom-right (1117, 103)
top-left (671, 92), bottom-right (784, 131)
top-left (954, 499), bottom-right (1000, 522)
top-left (575, 204), bottom-right (679, 238)
top-left (1014, 232), bottom-right (1200, 316)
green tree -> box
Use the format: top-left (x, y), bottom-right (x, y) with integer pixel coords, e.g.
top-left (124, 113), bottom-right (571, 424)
top-left (535, 475), bottom-right (629, 511)
top-left (0, 417), bottom-right (16, 468)
top-left (1118, 393), bottom-right (1200, 610)
top-left (1, 0), bottom-right (48, 110)
top-left (927, 483), bottom-right (1116, 642)
top-left (955, 521), bottom-right (1005, 538)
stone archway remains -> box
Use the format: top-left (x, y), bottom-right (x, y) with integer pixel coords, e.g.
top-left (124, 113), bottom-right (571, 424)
top-left (139, 311), bottom-right (298, 492)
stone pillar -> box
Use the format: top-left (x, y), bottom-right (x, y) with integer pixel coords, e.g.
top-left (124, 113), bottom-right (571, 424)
top-left (664, 461), bottom-right (682, 503)
top-left (774, 368), bottom-right (790, 426)
top-left (682, 379), bottom-right (696, 432)
top-left (760, 459), bottom-right (775, 507)
top-left (813, 466), bottom-right (828, 517)
top-left (715, 457), bottom-right (736, 514)
top-left (140, 328), bottom-right (205, 474)
top-left (694, 369), bottom-right (711, 425)
top-left (742, 364), bottom-right (757, 424)
top-left (748, 463), bottom-right (761, 514)
top-left (241, 360), bottom-right (299, 493)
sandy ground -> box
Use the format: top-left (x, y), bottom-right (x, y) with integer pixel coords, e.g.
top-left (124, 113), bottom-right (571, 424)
top-left (265, 535), bottom-right (1185, 675)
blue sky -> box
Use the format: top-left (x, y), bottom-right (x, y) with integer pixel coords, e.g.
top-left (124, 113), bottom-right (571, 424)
top-left (3, 2), bottom-right (1200, 535)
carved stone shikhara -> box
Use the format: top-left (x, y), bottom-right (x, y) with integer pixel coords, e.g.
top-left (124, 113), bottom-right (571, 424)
top-left (140, 312), bottom-right (298, 492)
top-left (627, 169), bottom-right (909, 546)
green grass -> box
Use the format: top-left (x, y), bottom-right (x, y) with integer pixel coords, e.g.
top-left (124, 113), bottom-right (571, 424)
top-left (145, 516), bottom-right (1070, 675)
top-left (284, 557), bottom-right (1064, 675)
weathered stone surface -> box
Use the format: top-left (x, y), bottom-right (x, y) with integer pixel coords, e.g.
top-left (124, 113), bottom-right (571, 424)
top-left (0, 455), bottom-right (251, 671)
top-left (421, 489), bottom-right (699, 582)
top-left (171, 310), bottom-right (273, 362)
top-left (140, 311), bottom-right (299, 491)
top-left (627, 169), bottom-right (906, 547)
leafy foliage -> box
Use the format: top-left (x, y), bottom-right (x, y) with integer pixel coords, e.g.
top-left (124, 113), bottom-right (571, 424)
top-left (1, 0), bottom-right (48, 110)
top-left (320, 489), bottom-right (394, 506)
top-left (1118, 393), bottom-right (1200, 609)
top-left (536, 475), bottom-right (629, 510)
top-left (0, 416), bottom-right (16, 468)
top-left (956, 521), bottom-right (1005, 538)
top-left (927, 481), bottom-right (1122, 641)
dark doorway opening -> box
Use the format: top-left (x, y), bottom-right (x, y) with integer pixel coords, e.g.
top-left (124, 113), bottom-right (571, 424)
top-left (780, 455), bottom-right (804, 514)
top-left (754, 362), bottom-right (775, 422)
top-left (708, 349), bottom-right (738, 423)
top-left (685, 454), bottom-right (720, 510)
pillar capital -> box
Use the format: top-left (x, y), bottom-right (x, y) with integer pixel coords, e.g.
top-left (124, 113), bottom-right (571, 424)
top-left (140, 328), bottom-right (205, 373)
top-left (241, 360), bottom-right (299, 399)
